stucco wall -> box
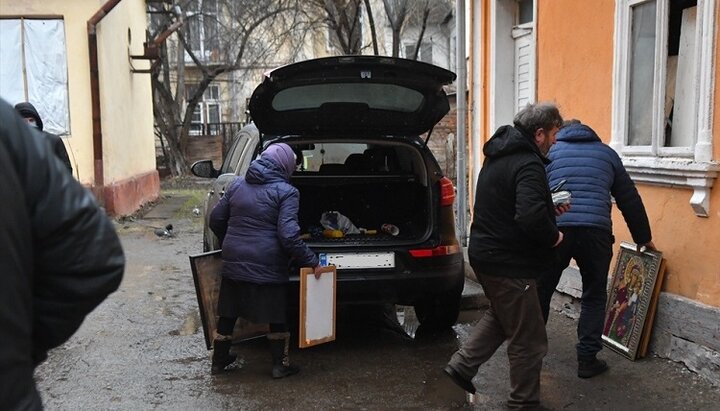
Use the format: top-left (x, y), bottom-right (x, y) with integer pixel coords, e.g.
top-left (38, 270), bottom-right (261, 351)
top-left (536, 0), bottom-right (614, 136)
top-left (1, 0), bottom-right (98, 183)
top-left (97, 0), bottom-right (156, 186)
top-left (1, 0), bottom-right (159, 214)
top-left (537, 0), bottom-right (720, 308)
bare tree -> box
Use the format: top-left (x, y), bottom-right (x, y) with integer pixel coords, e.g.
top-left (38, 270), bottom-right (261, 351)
top-left (149, 0), bottom-right (314, 175)
top-left (363, 0), bottom-right (379, 55)
top-left (409, 0), bottom-right (431, 60)
top-left (382, 0), bottom-right (409, 57)
top-left (381, 0), bottom-right (452, 61)
top-left (308, 0), bottom-right (364, 55)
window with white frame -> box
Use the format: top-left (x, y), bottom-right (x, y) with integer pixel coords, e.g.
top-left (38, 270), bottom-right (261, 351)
top-left (186, 83), bottom-right (222, 135)
top-left (0, 18), bottom-right (70, 136)
top-left (611, 0), bottom-right (718, 216)
top-left (185, 0), bottom-right (219, 62)
top-left (517, 0), bottom-right (534, 25)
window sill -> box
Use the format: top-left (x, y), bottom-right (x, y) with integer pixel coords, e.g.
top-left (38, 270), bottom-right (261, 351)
top-left (622, 157), bottom-right (720, 217)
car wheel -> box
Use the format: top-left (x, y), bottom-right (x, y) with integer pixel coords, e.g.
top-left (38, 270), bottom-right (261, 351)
top-left (413, 277), bottom-right (464, 330)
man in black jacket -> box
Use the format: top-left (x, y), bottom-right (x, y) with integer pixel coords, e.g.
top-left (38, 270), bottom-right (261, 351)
top-left (0, 98), bottom-right (125, 410)
top-left (444, 103), bottom-right (565, 409)
top-left (14, 101), bottom-right (73, 175)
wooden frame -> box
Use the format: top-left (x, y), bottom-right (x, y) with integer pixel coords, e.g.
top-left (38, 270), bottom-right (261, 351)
top-left (189, 250), bottom-right (267, 350)
top-left (299, 266), bottom-right (337, 348)
top-left (602, 242), bottom-right (666, 360)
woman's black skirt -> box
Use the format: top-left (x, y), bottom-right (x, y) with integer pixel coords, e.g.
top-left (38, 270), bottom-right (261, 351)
top-left (217, 278), bottom-right (288, 324)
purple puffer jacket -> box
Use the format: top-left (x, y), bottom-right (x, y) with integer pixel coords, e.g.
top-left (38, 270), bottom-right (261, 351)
top-left (209, 143), bottom-right (318, 284)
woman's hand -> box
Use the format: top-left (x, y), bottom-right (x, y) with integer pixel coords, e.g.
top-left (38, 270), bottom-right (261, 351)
top-left (313, 265), bottom-right (324, 279)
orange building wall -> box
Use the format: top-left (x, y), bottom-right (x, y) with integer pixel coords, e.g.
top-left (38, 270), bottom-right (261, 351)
top-left (536, 0), bottom-right (615, 137)
top-left (536, 0), bottom-right (720, 307)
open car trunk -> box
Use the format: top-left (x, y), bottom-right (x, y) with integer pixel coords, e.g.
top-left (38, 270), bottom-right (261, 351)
top-left (294, 174), bottom-right (432, 245)
top-left (286, 140), bottom-right (434, 246)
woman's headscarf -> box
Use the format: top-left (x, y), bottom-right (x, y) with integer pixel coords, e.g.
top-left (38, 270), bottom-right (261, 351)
top-left (260, 143), bottom-right (296, 179)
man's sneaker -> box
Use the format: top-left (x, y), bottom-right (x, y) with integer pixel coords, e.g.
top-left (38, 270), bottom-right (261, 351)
top-left (577, 358), bottom-right (609, 378)
top-left (443, 364), bottom-right (476, 394)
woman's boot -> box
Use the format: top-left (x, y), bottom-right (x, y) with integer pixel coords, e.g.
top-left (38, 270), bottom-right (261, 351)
top-left (211, 334), bottom-right (237, 375)
top-left (268, 332), bottom-right (299, 379)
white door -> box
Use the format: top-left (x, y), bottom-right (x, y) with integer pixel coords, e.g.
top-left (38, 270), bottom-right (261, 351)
top-left (512, 25), bottom-right (535, 113)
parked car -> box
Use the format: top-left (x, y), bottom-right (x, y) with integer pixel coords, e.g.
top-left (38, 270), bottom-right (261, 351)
top-left (191, 56), bottom-right (464, 330)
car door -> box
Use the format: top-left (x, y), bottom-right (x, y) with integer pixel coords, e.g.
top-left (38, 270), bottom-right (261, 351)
top-left (203, 124), bottom-right (260, 251)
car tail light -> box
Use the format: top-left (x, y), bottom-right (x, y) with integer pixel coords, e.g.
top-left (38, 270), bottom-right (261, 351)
top-left (409, 244), bottom-right (461, 258)
top-left (440, 177), bottom-right (455, 207)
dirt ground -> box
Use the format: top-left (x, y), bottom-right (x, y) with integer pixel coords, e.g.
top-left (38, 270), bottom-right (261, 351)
top-left (32, 178), bottom-right (720, 410)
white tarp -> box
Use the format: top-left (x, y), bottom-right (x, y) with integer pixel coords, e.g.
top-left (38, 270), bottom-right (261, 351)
top-left (0, 19), bottom-right (70, 136)
top-left (0, 20), bottom-right (24, 104)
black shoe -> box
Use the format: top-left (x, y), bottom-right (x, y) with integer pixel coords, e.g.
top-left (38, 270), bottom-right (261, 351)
top-left (272, 364), bottom-right (300, 379)
top-left (577, 358), bottom-right (609, 378)
top-left (211, 355), bottom-right (237, 375)
top-left (211, 339), bottom-right (237, 375)
top-left (269, 332), bottom-right (300, 379)
top-left (443, 364), bottom-right (476, 394)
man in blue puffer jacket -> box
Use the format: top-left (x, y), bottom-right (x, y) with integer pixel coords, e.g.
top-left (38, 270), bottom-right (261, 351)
top-left (538, 120), bottom-right (655, 379)
top-left (209, 142), bottom-right (321, 378)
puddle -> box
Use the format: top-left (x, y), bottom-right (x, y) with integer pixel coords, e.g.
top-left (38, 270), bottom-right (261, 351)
top-left (171, 311), bottom-right (201, 336)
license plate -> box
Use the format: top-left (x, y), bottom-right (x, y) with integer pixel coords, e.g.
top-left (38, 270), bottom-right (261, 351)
top-left (319, 252), bottom-right (395, 269)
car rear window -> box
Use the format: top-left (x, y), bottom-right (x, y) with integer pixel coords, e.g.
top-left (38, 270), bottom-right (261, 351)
top-left (272, 83), bottom-right (424, 113)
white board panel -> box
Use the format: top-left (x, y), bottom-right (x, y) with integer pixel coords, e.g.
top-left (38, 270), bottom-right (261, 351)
top-left (299, 266), bottom-right (336, 348)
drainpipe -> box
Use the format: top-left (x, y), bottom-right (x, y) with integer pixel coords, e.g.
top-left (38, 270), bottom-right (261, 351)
top-left (455, 0), bottom-right (468, 246)
top-left (88, 0), bottom-right (123, 203)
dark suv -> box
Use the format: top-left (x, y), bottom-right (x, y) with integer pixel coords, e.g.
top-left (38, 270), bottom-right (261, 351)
top-left (192, 56), bottom-right (464, 330)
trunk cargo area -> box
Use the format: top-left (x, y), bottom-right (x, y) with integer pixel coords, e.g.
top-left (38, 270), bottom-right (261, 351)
top-left (293, 174), bottom-right (431, 244)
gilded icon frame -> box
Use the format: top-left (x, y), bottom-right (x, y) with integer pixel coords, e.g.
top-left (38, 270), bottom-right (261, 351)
top-left (602, 242), bottom-right (665, 360)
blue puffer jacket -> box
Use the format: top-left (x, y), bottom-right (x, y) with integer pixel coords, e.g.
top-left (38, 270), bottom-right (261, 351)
top-left (546, 123), bottom-right (651, 244)
top-left (209, 156), bottom-right (318, 284)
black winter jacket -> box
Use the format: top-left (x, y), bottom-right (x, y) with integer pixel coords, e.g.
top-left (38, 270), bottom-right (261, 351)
top-left (468, 125), bottom-right (560, 279)
top-left (0, 99), bottom-right (125, 410)
top-left (44, 130), bottom-right (73, 175)
top-left (14, 101), bottom-right (73, 174)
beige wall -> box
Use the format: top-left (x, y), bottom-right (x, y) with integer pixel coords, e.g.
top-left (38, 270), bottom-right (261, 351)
top-left (96, 0), bottom-right (155, 185)
top-left (536, 0), bottom-right (720, 307)
top-left (1, 0), bottom-right (96, 183)
top-left (1, 0), bottom-right (158, 214)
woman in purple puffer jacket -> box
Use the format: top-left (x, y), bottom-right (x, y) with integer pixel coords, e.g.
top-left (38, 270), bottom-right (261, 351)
top-left (209, 142), bottom-right (321, 378)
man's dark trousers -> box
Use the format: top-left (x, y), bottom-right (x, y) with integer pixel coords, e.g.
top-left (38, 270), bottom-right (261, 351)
top-left (537, 227), bottom-right (613, 360)
top-left (448, 261), bottom-right (548, 409)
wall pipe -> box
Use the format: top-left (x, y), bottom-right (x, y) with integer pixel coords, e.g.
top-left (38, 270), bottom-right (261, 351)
top-left (88, 0), bottom-right (123, 202)
top-left (455, 0), bottom-right (468, 246)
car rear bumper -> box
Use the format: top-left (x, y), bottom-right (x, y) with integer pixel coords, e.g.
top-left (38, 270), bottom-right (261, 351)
top-left (288, 253), bottom-right (464, 306)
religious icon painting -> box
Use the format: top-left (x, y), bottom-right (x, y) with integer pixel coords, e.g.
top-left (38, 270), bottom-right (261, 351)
top-left (602, 242), bottom-right (666, 360)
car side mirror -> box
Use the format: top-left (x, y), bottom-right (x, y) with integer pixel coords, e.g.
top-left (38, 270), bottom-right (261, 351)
top-left (191, 160), bottom-right (219, 178)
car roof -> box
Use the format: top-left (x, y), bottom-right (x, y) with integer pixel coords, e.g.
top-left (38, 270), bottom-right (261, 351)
top-left (248, 56), bottom-right (456, 139)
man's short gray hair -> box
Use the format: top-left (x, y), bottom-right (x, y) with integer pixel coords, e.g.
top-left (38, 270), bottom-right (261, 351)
top-left (513, 102), bottom-right (564, 135)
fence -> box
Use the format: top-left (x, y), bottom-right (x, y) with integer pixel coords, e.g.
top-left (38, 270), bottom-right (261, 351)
top-left (155, 121), bottom-right (246, 175)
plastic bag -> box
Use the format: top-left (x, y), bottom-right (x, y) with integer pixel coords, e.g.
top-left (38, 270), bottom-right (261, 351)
top-left (320, 211), bottom-right (361, 235)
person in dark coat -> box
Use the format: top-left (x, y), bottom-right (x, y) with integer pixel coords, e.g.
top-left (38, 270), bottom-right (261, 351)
top-left (538, 120), bottom-right (655, 378)
top-left (209, 142), bottom-right (321, 377)
top-left (14, 101), bottom-right (73, 175)
top-left (444, 102), bottom-right (566, 409)
top-left (0, 98), bottom-right (125, 410)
